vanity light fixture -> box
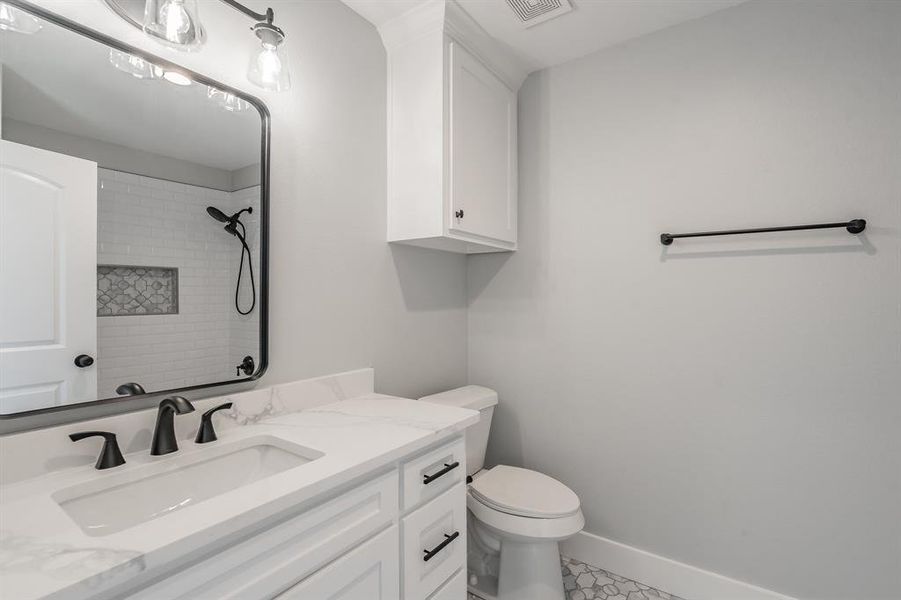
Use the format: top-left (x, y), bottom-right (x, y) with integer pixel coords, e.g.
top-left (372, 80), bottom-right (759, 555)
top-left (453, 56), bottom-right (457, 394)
top-left (108, 0), bottom-right (291, 92)
top-left (223, 0), bottom-right (291, 92)
top-left (108, 48), bottom-right (162, 79)
top-left (0, 1), bottom-right (42, 33)
top-left (208, 87), bottom-right (250, 112)
top-left (246, 18), bottom-right (290, 92)
top-left (143, 0), bottom-right (202, 48)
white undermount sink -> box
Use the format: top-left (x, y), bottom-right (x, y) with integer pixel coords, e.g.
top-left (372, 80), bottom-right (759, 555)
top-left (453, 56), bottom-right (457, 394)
top-left (52, 436), bottom-right (323, 537)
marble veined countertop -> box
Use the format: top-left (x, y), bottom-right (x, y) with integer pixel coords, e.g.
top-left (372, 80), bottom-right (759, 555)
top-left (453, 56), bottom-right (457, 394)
top-left (0, 395), bottom-right (478, 600)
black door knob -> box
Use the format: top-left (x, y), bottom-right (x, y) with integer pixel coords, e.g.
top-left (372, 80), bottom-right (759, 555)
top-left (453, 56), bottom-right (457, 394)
top-left (74, 354), bottom-right (94, 368)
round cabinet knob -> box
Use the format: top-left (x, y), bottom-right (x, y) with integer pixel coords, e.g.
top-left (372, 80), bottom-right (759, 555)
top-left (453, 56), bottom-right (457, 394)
top-left (74, 354), bottom-right (95, 368)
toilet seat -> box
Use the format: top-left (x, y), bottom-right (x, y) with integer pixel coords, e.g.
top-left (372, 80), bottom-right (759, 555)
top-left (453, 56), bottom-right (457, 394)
top-left (468, 491), bottom-right (585, 542)
top-left (469, 465), bottom-right (580, 519)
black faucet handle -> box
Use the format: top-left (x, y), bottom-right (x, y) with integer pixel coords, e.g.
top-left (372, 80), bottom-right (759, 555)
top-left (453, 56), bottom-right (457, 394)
top-left (69, 431), bottom-right (126, 470)
top-left (116, 382), bottom-right (146, 396)
top-left (195, 402), bottom-right (234, 444)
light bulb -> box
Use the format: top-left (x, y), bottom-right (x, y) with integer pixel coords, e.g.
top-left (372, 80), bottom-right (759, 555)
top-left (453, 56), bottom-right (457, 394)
top-left (142, 0), bottom-right (202, 49)
top-left (0, 2), bottom-right (42, 34)
top-left (247, 24), bottom-right (291, 92)
top-left (257, 45), bottom-right (281, 87)
top-left (158, 0), bottom-right (194, 45)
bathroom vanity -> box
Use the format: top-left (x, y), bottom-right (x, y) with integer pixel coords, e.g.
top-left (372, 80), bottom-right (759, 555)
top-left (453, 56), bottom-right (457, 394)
top-left (0, 371), bottom-right (478, 600)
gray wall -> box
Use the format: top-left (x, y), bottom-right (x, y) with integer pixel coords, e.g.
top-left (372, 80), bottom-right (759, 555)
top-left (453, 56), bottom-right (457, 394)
top-left (1, 119), bottom-right (243, 191)
top-left (468, 1), bottom-right (901, 598)
top-left (9, 0), bottom-right (468, 426)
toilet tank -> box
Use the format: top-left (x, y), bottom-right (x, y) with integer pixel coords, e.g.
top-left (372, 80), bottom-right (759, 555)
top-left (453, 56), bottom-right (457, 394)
top-left (419, 385), bottom-right (498, 476)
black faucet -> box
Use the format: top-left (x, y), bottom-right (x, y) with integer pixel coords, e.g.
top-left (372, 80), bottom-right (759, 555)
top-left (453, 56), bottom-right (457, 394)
top-left (151, 396), bottom-right (195, 456)
top-left (69, 431), bottom-right (126, 469)
top-left (195, 403), bottom-right (233, 444)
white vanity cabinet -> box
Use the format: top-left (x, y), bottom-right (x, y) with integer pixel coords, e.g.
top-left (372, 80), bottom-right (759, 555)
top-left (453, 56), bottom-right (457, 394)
top-left (382, 1), bottom-right (527, 254)
top-left (117, 436), bottom-right (469, 600)
top-left (274, 526), bottom-right (400, 600)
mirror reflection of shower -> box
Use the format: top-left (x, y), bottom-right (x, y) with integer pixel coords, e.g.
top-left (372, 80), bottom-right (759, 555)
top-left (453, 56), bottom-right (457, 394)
top-left (206, 206), bottom-right (256, 315)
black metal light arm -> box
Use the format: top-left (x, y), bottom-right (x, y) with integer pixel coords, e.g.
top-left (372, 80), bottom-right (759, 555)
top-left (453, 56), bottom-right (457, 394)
top-left (218, 0), bottom-right (274, 24)
top-left (660, 219), bottom-right (866, 245)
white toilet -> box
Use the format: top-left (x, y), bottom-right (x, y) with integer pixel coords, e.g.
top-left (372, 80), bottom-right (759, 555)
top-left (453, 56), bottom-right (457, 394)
top-left (419, 386), bottom-right (584, 600)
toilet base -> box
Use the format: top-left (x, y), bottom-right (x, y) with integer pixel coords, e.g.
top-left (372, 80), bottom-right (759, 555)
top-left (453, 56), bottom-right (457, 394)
top-left (497, 540), bottom-right (565, 600)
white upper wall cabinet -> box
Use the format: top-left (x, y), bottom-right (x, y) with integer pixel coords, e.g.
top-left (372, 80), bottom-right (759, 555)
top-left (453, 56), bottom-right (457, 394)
top-left (380, 1), bottom-right (527, 254)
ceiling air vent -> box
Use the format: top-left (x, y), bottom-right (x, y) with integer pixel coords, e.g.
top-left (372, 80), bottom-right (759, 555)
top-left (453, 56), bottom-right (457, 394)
top-left (505, 0), bottom-right (572, 28)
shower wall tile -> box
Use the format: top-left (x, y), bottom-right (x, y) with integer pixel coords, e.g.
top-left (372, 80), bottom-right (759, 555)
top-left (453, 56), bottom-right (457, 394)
top-left (96, 169), bottom-right (261, 399)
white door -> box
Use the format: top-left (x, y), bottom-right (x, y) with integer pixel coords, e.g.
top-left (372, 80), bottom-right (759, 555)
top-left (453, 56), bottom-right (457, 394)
top-left (275, 526), bottom-right (400, 600)
top-left (0, 140), bottom-right (97, 414)
top-left (448, 41), bottom-right (517, 245)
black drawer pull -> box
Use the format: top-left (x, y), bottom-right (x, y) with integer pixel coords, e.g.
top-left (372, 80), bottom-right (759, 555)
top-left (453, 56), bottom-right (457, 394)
top-left (423, 461), bottom-right (460, 485)
top-left (423, 531), bottom-right (459, 562)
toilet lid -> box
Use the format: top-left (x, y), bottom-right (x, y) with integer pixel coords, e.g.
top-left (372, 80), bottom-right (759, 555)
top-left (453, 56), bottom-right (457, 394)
top-left (469, 465), bottom-right (580, 519)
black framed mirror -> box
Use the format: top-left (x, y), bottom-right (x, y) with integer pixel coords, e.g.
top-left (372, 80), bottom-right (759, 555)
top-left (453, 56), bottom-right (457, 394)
top-left (0, 1), bottom-right (269, 420)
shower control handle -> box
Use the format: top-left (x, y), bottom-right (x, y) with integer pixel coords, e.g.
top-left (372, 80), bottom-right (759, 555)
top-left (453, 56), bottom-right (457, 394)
top-left (236, 355), bottom-right (255, 377)
top-left (74, 354), bottom-right (94, 368)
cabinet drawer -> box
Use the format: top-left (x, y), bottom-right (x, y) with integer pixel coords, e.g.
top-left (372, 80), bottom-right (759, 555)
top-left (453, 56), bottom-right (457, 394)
top-left (274, 525), bottom-right (399, 600)
top-left (402, 484), bottom-right (466, 600)
top-left (402, 437), bottom-right (466, 510)
top-left (428, 568), bottom-right (466, 600)
top-left (122, 471), bottom-right (398, 600)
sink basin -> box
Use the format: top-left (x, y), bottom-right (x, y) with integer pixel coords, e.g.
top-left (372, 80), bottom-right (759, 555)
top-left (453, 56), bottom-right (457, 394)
top-left (53, 436), bottom-right (323, 537)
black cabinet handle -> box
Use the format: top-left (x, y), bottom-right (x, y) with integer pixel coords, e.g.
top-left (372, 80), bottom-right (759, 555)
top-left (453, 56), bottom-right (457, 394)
top-left (423, 531), bottom-right (459, 562)
top-left (195, 402), bottom-right (233, 444)
top-left (74, 354), bottom-right (94, 368)
top-left (69, 431), bottom-right (125, 469)
top-left (454, 210), bottom-right (464, 219)
top-left (423, 461), bottom-right (459, 485)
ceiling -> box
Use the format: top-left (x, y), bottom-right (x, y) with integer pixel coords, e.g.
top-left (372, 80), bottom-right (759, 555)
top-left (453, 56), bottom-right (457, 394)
top-left (341, 0), bottom-right (747, 72)
top-left (0, 13), bottom-right (260, 172)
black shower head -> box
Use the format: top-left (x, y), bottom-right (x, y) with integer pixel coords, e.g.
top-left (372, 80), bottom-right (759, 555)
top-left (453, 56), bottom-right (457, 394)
top-left (206, 206), bottom-right (232, 223)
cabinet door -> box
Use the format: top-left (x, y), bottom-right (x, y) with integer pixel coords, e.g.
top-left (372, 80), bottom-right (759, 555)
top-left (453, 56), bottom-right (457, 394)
top-left (275, 526), bottom-right (399, 600)
top-left (403, 484), bottom-right (466, 600)
top-left (448, 41), bottom-right (517, 245)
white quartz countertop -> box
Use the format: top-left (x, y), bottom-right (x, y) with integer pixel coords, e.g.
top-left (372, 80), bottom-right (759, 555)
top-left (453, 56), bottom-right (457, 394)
top-left (0, 395), bottom-right (478, 600)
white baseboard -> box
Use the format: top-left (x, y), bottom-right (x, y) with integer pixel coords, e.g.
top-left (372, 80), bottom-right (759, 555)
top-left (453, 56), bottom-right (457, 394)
top-left (561, 531), bottom-right (796, 600)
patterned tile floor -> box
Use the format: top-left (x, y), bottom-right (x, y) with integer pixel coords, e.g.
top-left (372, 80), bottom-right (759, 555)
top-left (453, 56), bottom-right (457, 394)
top-left (562, 556), bottom-right (686, 600)
top-left (467, 556), bottom-right (685, 600)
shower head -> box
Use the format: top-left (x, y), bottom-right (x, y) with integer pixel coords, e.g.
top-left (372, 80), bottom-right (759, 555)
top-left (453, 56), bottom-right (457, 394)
top-left (206, 206), bottom-right (232, 223)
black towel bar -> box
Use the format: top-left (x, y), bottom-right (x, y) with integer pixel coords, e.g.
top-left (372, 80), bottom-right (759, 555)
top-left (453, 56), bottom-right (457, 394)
top-left (660, 219), bottom-right (866, 245)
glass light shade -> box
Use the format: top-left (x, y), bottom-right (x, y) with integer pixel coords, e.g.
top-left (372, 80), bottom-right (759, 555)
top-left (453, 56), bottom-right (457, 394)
top-left (142, 0), bottom-right (203, 49)
top-left (108, 49), bottom-right (162, 79)
top-left (0, 2), bottom-right (42, 34)
top-left (207, 87), bottom-right (250, 113)
top-left (247, 25), bottom-right (290, 92)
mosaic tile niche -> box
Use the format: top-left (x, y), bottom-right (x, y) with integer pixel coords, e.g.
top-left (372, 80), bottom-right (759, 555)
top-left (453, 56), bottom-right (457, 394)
top-left (97, 265), bottom-right (179, 316)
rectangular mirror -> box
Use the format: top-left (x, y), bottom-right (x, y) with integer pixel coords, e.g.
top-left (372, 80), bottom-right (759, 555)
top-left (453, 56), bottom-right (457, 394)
top-left (0, 2), bottom-right (268, 417)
